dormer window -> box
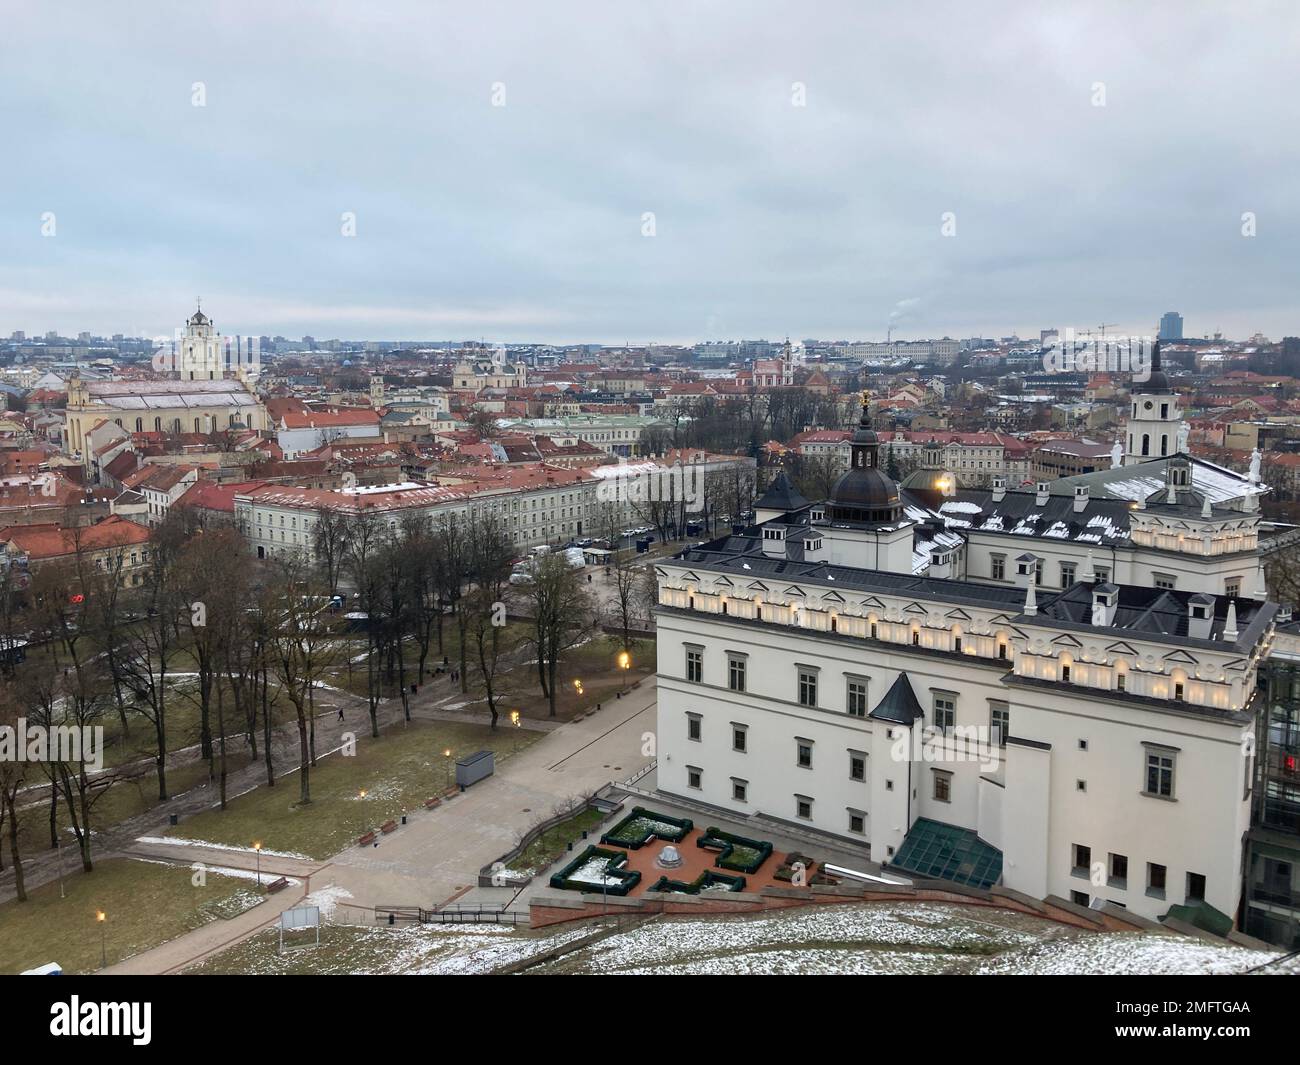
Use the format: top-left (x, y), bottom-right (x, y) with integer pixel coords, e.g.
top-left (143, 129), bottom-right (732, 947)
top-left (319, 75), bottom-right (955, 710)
top-left (811, 508), bottom-right (825, 522)
top-left (807, 538), bottom-right (823, 552)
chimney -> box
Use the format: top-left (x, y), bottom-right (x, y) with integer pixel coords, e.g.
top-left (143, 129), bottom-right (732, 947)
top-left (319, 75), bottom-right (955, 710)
top-left (991, 476), bottom-right (1006, 502)
top-left (1023, 581), bottom-right (1037, 616)
top-left (1015, 553), bottom-right (1039, 588)
top-left (1222, 600), bottom-right (1240, 642)
top-left (1201, 494), bottom-right (1212, 519)
top-left (1187, 593), bottom-right (1215, 640)
top-left (1073, 484), bottom-right (1089, 513)
top-left (1090, 583), bottom-right (1119, 627)
top-left (1035, 481), bottom-right (1050, 506)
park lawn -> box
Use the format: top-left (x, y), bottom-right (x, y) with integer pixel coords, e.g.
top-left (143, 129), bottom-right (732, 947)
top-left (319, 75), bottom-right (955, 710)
top-left (162, 719), bottom-right (542, 859)
top-left (13, 759), bottom-right (215, 852)
top-left (507, 806), bottom-right (608, 873)
top-left (0, 857), bottom-right (265, 975)
top-left (324, 622), bottom-right (533, 700)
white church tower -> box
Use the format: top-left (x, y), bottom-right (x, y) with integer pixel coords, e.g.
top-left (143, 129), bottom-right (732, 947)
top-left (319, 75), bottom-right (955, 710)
top-left (178, 303), bottom-right (223, 381)
top-left (1123, 341), bottom-right (1183, 465)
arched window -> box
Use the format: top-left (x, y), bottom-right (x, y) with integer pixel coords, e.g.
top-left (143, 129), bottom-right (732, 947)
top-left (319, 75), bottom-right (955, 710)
top-left (1160, 435), bottom-right (1168, 456)
top-left (154, 417), bottom-right (161, 432)
top-left (135, 418), bottom-right (143, 433)
top-left (1141, 434), bottom-right (1150, 456)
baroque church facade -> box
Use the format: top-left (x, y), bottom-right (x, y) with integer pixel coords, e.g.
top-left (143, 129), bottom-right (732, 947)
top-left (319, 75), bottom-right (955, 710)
top-left (65, 306), bottom-right (268, 463)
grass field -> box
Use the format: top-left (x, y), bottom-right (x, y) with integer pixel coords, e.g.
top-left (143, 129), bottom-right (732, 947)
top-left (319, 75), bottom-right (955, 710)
top-left (162, 719), bottom-right (542, 859)
top-left (506, 806), bottom-right (607, 873)
top-left (0, 858), bottom-right (266, 975)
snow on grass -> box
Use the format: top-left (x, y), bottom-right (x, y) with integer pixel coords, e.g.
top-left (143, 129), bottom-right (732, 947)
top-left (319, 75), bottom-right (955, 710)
top-left (971, 932), bottom-right (1278, 976)
top-left (195, 900), bottom-right (1287, 976)
top-left (136, 836), bottom-right (312, 861)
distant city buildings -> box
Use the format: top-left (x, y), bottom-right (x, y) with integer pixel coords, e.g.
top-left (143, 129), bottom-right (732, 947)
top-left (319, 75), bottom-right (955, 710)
top-left (1159, 311), bottom-right (1185, 341)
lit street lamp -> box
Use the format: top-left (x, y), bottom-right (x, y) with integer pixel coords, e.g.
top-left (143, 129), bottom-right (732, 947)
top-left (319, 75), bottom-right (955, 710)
top-left (444, 748), bottom-right (453, 790)
top-left (96, 910), bottom-right (107, 968)
top-left (618, 650), bottom-right (631, 692)
top-left (510, 710), bottom-right (521, 753)
top-left (253, 841), bottom-right (262, 887)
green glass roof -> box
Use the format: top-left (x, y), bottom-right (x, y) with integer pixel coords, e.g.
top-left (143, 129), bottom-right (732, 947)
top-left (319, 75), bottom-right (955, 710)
top-left (1163, 901), bottom-right (1233, 938)
top-left (891, 818), bottom-right (1003, 889)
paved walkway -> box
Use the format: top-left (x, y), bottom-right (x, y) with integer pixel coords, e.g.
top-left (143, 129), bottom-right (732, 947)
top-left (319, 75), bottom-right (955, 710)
top-left (94, 677), bottom-right (657, 974)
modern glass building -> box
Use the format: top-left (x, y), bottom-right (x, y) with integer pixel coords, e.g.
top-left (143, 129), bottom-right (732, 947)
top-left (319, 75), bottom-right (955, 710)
top-left (1242, 655), bottom-right (1300, 947)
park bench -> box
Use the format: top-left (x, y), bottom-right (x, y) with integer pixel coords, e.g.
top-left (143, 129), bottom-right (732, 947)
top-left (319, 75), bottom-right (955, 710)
top-left (424, 797), bottom-right (441, 810)
top-left (381, 819), bottom-right (398, 834)
top-left (266, 877), bottom-right (290, 894)
top-left (358, 831), bottom-right (377, 847)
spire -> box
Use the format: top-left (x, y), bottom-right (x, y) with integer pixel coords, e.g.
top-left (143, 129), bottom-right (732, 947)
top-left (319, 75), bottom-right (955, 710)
top-left (1222, 600), bottom-right (1239, 641)
top-left (1080, 549), bottom-right (1096, 583)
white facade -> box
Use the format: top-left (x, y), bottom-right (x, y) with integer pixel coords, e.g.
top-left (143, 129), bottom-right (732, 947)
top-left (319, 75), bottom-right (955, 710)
top-left (655, 555), bottom-right (1266, 924)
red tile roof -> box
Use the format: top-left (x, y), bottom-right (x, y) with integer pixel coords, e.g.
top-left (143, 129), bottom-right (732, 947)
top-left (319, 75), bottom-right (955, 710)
top-left (0, 515), bottom-right (150, 561)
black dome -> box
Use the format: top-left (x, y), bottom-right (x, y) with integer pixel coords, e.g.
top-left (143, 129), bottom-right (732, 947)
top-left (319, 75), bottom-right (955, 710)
top-left (826, 390), bottom-right (901, 523)
top-left (829, 466), bottom-right (900, 509)
top-left (1132, 341), bottom-right (1170, 394)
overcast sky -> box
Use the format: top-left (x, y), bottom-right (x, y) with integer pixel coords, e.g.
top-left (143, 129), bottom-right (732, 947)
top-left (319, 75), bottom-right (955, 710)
top-left (2, 1), bottom-right (1297, 344)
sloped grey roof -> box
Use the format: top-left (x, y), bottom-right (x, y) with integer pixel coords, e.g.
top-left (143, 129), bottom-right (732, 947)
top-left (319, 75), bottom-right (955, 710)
top-left (869, 672), bottom-right (925, 724)
top-left (754, 472), bottom-right (809, 513)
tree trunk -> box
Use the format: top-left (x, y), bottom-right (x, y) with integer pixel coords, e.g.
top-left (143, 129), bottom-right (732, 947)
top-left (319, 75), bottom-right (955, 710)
top-left (262, 664), bottom-right (275, 787)
top-left (4, 791), bottom-right (25, 901)
top-left (296, 703), bottom-right (311, 805)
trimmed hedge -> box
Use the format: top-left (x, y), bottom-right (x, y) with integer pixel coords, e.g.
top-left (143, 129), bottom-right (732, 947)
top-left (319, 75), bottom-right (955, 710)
top-left (649, 869), bottom-right (747, 894)
top-left (599, 806), bottom-right (694, 849)
top-left (696, 826), bottom-right (774, 874)
top-left (548, 845), bottom-right (642, 896)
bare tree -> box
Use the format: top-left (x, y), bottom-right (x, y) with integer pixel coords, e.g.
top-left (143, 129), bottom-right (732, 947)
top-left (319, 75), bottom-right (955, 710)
top-left (311, 506), bottom-right (351, 595)
top-left (522, 554), bottom-right (594, 717)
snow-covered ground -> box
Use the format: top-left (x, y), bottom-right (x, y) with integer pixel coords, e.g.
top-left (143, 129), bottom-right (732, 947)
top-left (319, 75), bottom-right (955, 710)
top-left (195, 900), bottom-right (1286, 976)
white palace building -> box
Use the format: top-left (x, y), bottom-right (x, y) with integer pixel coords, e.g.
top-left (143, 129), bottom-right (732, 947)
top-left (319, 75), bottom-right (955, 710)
top-left (654, 344), bottom-right (1288, 931)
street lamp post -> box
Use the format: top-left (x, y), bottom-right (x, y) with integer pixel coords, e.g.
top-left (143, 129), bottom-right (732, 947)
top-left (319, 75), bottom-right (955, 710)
top-left (96, 910), bottom-right (106, 968)
top-left (253, 841), bottom-right (262, 887)
top-left (443, 749), bottom-right (452, 791)
top-left (510, 710), bottom-right (521, 753)
top-left (618, 650), bottom-right (631, 693)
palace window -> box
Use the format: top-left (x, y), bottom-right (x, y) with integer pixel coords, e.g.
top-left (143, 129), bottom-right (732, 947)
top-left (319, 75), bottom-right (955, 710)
top-left (933, 770), bottom-right (952, 803)
top-left (1144, 748), bottom-right (1176, 798)
top-left (728, 655), bottom-right (747, 692)
top-left (846, 679), bottom-right (868, 717)
top-left (798, 668), bottom-right (818, 707)
top-left (933, 693), bottom-right (956, 732)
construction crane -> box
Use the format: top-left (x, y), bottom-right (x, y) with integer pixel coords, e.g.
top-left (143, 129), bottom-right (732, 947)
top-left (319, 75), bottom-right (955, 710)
top-left (1096, 322), bottom-right (1118, 340)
